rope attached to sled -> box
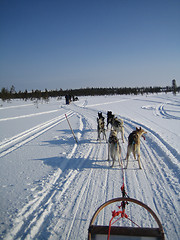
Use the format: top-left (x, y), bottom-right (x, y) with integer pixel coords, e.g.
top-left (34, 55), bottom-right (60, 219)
top-left (107, 151), bottom-right (141, 240)
top-left (107, 131), bottom-right (147, 239)
top-left (107, 191), bottom-right (141, 240)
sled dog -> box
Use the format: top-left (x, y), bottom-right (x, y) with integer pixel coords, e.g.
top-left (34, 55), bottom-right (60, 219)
top-left (107, 111), bottom-right (114, 129)
top-left (125, 127), bottom-right (147, 169)
top-left (97, 112), bottom-right (107, 142)
top-left (111, 117), bottom-right (125, 143)
top-left (108, 130), bottom-right (121, 167)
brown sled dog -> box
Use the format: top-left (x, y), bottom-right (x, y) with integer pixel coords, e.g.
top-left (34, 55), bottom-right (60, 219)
top-left (125, 127), bottom-right (147, 169)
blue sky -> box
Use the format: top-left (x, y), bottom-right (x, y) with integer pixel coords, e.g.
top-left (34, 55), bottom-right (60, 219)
top-left (0, 0), bottom-right (180, 91)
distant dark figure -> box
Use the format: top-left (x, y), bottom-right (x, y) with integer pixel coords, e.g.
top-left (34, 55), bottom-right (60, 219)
top-left (73, 96), bottom-right (79, 101)
top-left (65, 95), bottom-right (70, 104)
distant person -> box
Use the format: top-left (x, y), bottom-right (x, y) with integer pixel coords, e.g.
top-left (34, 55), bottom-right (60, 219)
top-left (65, 95), bottom-right (69, 104)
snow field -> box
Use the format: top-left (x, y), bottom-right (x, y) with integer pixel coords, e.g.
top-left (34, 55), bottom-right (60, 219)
top-left (0, 93), bottom-right (179, 240)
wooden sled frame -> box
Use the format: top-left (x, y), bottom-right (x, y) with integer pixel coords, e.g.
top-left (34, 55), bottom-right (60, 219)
top-left (88, 197), bottom-right (165, 240)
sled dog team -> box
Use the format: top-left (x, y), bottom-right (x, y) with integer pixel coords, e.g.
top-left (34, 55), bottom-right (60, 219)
top-left (97, 111), bottom-right (147, 169)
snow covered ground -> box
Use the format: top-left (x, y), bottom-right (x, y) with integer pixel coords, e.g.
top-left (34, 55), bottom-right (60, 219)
top-left (0, 93), bottom-right (179, 240)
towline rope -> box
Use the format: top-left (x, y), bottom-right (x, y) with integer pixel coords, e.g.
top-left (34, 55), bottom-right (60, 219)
top-left (107, 149), bottom-right (140, 240)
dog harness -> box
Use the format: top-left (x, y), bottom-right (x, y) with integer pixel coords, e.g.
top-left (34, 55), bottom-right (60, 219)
top-left (109, 135), bottom-right (119, 144)
top-left (129, 132), bottom-right (146, 145)
top-left (128, 132), bottom-right (138, 145)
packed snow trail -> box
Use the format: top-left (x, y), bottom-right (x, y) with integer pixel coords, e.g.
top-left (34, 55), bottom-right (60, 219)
top-left (0, 94), bottom-right (179, 240)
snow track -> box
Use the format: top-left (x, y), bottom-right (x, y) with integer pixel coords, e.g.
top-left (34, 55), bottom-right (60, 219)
top-left (0, 109), bottom-right (61, 122)
top-left (157, 103), bottom-right (180, 120)
top-left (0, 111), bottom-right (74, 158)
top-left (3, 112), bottom-right (96, 240)
top-left (1, 94), bottom-right (179, 240)
top-left (123, 119), bottom-right (179, 236)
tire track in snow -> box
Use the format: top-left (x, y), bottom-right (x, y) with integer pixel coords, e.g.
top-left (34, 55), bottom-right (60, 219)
top-left (0, 111), bottom-right (73, 158)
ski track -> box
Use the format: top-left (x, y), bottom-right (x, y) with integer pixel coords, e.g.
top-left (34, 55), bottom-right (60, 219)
top-left (0, 109), bottom-right (61, 122)
top-left (0, 111), bottom-right (74, 158)
top-left (0, 103), bottom-right (34, 110)
top-left (3, 109), bottom-right (95, 240)
top-left (0, 111), bottom-right (72, 149)
top-left (2, 98), bottom-right (180, 240)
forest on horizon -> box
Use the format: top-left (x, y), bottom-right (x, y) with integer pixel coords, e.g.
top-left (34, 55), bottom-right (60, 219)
top-left (0, 80), bottom-right (179, 102)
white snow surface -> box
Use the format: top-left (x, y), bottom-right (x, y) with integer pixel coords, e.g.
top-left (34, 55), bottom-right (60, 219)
top-left (0, 93), bottom-right (179, 240)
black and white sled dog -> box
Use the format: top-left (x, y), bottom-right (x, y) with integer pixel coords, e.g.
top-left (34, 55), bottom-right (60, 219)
top-left (125, 127), bottom-right (147, 169)
top-left (111, 116), bottom-right (125, 143)
top-left (108, 130), bottom-right (121, 167)
top-left (97, 112), bottom-right (107, 142)
top-left (107, 111), bottom-right (114, 129)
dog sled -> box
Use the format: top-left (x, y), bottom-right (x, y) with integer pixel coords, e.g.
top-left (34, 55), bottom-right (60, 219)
top-left (91, 112), bottom-right (165, 239)
top-left (88, 197), bottom-right (165, 240)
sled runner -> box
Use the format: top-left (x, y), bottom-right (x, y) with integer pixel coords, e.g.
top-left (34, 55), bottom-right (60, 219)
top-left (88, 197), bottom-right (165, 240)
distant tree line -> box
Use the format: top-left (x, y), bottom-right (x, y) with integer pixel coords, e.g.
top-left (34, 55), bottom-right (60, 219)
top-left (0, 81), bottom-right (179, 102)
